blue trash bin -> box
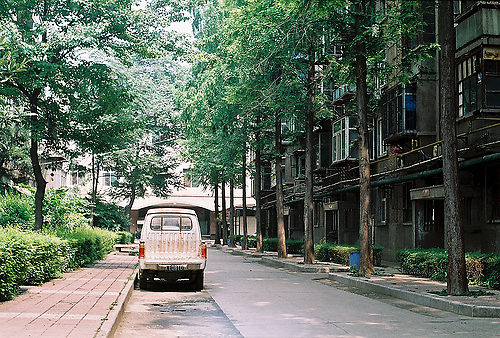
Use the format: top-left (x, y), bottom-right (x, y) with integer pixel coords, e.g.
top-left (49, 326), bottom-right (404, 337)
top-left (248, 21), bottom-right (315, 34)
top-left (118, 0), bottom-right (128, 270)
top-left (349, 251), bottom-right (360, 270)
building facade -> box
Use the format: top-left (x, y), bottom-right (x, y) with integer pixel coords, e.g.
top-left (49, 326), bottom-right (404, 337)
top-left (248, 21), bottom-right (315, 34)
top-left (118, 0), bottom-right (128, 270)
top-left (257, 0), bottom-right (500, 260)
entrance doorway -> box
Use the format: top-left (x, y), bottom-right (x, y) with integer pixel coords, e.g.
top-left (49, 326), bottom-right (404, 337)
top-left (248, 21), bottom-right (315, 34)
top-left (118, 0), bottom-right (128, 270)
top-left (416, 199), bottom-right (444, 248)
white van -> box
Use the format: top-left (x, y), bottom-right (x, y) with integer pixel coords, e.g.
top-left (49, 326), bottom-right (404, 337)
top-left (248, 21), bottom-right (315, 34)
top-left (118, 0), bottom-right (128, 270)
top-left (138, 208), bottom-right (207, 290)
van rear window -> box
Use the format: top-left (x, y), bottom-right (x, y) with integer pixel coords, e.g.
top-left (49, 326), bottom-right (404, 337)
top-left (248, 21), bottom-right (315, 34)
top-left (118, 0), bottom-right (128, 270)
top-left (150, 216), bottom-right (193, 231)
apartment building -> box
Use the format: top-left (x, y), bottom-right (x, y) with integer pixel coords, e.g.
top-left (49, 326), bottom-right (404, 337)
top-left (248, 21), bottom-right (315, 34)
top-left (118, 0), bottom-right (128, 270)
top-left (258, 0), bottom-right (500, 260)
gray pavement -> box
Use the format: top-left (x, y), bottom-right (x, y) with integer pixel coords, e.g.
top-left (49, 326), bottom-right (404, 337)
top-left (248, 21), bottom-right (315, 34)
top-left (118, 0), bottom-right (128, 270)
top-left (208, 248), bottom-right (500, 337)
top-left (0, 251), bottom-right (137, 338)
top-left (222, 245), bottom-right (500, 318)
top-left (1, 244), bottom-right (499, 338)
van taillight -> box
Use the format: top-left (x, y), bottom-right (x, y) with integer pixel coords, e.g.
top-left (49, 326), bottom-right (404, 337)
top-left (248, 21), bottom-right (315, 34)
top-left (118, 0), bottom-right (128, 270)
top-left (139, 241), bottom-right (145, 258)
top-left (201, 244), bottom-right (207, 258)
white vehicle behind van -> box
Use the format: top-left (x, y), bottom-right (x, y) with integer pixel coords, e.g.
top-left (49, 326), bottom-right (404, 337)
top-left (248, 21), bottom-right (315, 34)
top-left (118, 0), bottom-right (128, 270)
top-left (138, 208), bottom-right (207, 290)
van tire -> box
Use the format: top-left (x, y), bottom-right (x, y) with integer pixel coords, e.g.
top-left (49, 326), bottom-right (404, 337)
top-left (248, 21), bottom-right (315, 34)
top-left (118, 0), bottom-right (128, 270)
top-left (139, 275), bottom-right (148, 290)
top-left (194, 271), bottom-right (204, 291)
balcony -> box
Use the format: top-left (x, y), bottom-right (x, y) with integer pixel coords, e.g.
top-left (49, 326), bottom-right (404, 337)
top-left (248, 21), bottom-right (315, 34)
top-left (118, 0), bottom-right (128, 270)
top-left (382, 84), bottom-right (417, 144)
top-left (332, 84), bottom-right (356, 105)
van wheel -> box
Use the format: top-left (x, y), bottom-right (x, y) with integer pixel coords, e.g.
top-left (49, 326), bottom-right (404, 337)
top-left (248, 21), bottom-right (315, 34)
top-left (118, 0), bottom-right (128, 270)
top-left (139, 275), bottom-right (148, 290)
top-left (194, 271), bottom-right (204, 291)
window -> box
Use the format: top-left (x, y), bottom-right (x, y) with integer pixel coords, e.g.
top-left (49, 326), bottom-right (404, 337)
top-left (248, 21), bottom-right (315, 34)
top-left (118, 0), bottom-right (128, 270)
top-left (454, 1), bottom-right (477, 15)
top-left (377, 118), bottom-right (386, 157)
top-left (382, 84), bottom-right (417, 138)
top-left (150, 216), bottom-right (193, 231)
top-left (484, 48), bottom-right (500, 108)
top-left (103, 172), bottom-right (117, 186)
top-left (316, 132), bottom-right (331, 168)
top-left (404, 2), bottom-right (435, 50)
top-left (458, 53), bottom-right (482, 116)
top-left (183, 169), bottom-right (199, 188)
top-left (332, 117), bottom-right (358, 163)
top-left (263, 164), bottom-right (272, 190)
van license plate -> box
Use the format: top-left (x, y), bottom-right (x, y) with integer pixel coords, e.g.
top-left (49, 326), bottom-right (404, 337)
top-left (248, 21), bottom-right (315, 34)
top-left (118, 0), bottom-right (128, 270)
top-left (159, 264), bottom-right (186, 271)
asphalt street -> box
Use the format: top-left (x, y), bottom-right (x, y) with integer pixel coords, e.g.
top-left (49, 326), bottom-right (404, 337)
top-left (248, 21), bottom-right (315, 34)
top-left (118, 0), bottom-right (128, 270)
top-left (114, 248), bottom-right (500, 337)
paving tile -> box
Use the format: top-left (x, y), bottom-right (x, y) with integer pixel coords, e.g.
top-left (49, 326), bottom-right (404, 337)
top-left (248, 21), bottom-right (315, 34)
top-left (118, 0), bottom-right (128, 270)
top-left (0, 252), bottom-right (137, 337)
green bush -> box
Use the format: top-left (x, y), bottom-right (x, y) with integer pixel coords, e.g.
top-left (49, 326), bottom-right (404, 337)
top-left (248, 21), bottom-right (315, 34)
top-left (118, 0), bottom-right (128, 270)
top-left (262, 238), bottom-right (303, 254)
top-left (43, 188), bottom-right (89, 229)
top-left (483, 255), bottom-right (500, 289)
top-left (52, 226), bottom-right (119, 268)
top-left (117, 231), bottom-right (134, 244)
top-left (0, 192), bottom-right (34, 230)
top-left (396, 248), bottom-right (448, 281)
top-left (396, 248), bottom-right (500, 289)
top-left (0, 228), bottom-right (74, 301)
top-left (233, 235), bottom-right (257, 248)
top-left (314, 242), bottom-right (383, 266)
top-left (248, 237), bottom-right (256, 248)
top-left (92, 197), bottom-right (130, 232)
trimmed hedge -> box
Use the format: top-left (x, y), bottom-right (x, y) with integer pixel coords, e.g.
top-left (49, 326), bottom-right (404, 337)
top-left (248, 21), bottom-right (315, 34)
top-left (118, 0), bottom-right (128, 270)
top-left (235, 235), bottom-right (256, 248)
top-left (0, 226), bottom-right (120, 301)
top-left (54, 227), bottom-right (119, 268)
top-left (314, 242), bottom-right (384, 266)
top-left (262, 238), bottom-right (304, 254)
top-left (396, 248), bottom-right (500, 290)
top-left (315, 243), bottom-right (358, 265)
top-left (0, 228), bottom-right (74, 301)
top-left (233, 236), bottom-right (301, 252)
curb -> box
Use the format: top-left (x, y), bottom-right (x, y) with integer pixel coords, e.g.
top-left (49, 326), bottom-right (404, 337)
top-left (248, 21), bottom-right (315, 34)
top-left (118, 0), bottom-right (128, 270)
top-left (221, 246), bottom-right (349, 273)
top-left (96, 267), bottom-right (139, 337)
top-left (261, 256), bottom-right (349, 273)
top-left (328, 273), bottom-right (500, 318)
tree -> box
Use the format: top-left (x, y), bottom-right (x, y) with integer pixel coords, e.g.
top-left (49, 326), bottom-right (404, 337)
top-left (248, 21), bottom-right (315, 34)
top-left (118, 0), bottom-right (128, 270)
top-left (354, 0), bottom-right (375, 275)
top-left (323, 0), bottom-right (436, 274)
top-left (103, 57), bottom-right (185, 216)
top-left (275, 110), bottom-right (287, 258)
top-left (437, 0), bottom-right (468, 295)
top-left (0, 36), bottom-right (26, 83)
top-left (0, 0), bottom-right (186, 229)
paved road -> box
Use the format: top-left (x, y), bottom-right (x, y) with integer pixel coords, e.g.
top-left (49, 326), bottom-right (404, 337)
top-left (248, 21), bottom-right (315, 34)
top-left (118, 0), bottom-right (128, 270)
top-left (115, 248), bottom-right (500, 337)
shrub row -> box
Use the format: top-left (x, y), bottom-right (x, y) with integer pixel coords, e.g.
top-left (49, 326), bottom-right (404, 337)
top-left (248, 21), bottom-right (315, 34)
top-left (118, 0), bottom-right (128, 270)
top-left (314, 242), bottom-right (384, 266)
top-left (261, 238), bottom-right (303, 254)
top-left (396, 248), bottom-right (500, 290)
top-left (0, 226), bottom-right (119, 301)
top-left (233, 236), bottom-right (303, 254)
top-left (117, 231), bottom-right (135, 245)
top-left (0, 188), bottom-right (130, 232)
top-left (315, 243), bottom-right (358, 265)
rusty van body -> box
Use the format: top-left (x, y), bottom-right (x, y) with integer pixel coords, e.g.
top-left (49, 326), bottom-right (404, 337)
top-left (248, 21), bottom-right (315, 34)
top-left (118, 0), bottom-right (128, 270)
top-left (138, 208), bottom-right (207, 290)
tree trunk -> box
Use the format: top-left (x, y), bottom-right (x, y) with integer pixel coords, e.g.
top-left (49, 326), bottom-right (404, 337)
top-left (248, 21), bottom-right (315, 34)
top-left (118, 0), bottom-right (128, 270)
top-left (31, 135), bottom-right (46, 230)
top-left (214, 184), bottom-right (221, 245)
top-left (125, 185), bottom-right (136, 218)
top-left (355, 0), bottom-right (374, 275)
top-left (304, 38), bottom-right (316, 264)
top-left (229, 178), bottom-right (235, 247)
top-left (255, 116), bottom-right (263, 252)
top-left (438, 0), bottom-right (468, 295)
top-left (29, 97), bottom-right (46, 230)
top-left (275, 115), bottom-right (287, 258)
top-left (90, 153), bottom-right (100, 227)
top-left (242, 149), bottom-right (248, 250)
top-left (222, 180), bottom-right (228, 246)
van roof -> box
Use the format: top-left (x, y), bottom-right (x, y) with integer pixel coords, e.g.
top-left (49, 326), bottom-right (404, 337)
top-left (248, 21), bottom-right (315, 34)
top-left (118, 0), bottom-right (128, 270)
top-left (145, 208), bottom-right (197, 216)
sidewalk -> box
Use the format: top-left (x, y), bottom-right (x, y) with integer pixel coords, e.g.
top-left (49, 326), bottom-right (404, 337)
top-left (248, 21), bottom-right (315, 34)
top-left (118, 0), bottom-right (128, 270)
top-left (0, 252), bottom-right (137, 338)
top-left (220, 245), bottom-right (500, 318)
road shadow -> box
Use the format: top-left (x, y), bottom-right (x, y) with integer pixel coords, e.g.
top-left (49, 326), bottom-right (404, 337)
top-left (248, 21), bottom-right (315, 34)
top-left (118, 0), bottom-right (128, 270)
top-left (134, 276), bottom-right (200, 292)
